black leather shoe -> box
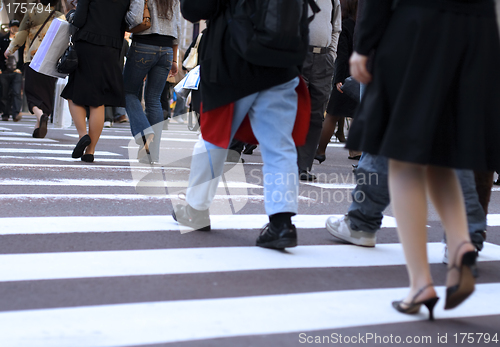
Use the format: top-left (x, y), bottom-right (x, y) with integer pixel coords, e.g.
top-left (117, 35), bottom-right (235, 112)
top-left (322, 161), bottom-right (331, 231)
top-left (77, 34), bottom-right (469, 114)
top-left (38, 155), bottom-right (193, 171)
top-left (314, 154), bottom-right (326, 164)
top-left (38, 114), bottom-right (49, 138)
top-left (256, 223), bottom-right (297, 249)
top-left (243, 144), bottom-right (257, 155)
top-left (72, 134), bottom-right (92, 158)
top-left (299, 170), bottom-right (316, 181)
top-left (81, 154), bottom-right (94, 162)
top-left (172, 204), bottom-right (211, 231)
top-left (32, 128), bottom-right (41, 138)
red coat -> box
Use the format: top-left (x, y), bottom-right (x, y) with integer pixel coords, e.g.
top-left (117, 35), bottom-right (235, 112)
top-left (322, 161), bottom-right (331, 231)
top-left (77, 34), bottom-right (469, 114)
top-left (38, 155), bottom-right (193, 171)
top-left (199, 77), bottom-right (311, 149)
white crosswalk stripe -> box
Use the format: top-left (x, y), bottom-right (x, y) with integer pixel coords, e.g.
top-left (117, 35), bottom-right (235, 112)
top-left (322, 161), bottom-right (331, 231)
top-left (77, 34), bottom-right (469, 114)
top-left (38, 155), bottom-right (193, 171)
top-left (1, 121), bottom-right (499, 346)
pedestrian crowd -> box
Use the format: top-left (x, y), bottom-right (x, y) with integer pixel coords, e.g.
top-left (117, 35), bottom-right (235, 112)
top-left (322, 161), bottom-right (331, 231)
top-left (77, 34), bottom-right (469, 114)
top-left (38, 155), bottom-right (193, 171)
top-left (2, 0), bottom-right (500, 322)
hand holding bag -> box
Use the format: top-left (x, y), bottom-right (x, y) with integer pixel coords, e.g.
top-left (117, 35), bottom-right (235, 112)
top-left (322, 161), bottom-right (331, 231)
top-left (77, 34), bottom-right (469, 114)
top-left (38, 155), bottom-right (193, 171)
top-left (340, 76), bottom-right (361, 102)
top-left (126, 0), bottom-right (151, 33)
top-left (182, 33), bottom-right (203, 71)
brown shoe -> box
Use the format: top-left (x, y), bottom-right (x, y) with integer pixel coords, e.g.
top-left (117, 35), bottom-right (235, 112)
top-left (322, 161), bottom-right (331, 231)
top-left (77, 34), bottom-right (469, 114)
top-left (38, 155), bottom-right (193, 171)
top-left (116, 115), bottom-right (128, 123)
top-left (13, 114), bottom-right (22, 122)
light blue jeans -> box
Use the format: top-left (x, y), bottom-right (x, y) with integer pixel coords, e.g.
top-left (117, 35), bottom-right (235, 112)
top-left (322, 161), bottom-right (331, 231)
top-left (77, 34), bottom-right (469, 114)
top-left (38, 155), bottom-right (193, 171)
top-left (123, 42), bottom-right (173, 161)
top-left (186, 77), bottom-right (300, 216)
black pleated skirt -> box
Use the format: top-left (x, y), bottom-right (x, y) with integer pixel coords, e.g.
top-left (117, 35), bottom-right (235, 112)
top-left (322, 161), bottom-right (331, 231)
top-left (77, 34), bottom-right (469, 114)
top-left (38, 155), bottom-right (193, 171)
top-left (326, 84), bottom-right (358, 117)
top-left (346, 0), bottom-right (500, 171)
top-left (61, 41), bottom-right (125, 107)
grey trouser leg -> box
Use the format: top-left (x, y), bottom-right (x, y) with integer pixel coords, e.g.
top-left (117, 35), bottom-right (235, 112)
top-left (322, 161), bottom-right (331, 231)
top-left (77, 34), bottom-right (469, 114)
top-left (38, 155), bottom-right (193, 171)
top-left (297, 51), bottom-right (334, 172)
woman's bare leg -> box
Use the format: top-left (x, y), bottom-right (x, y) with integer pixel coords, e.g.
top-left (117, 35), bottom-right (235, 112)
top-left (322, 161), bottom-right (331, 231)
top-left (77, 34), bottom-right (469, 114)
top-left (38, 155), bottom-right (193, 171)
top-left (389, 159), bottom-right (436, 303)
top-left (85, 105), bottom-right (105, 154)
top-left (32, 106), bottom-right (44, 128)
top-left (68, 100), bottom-right (88, 139)
top-left (426, 166), bottom-right (475, 288)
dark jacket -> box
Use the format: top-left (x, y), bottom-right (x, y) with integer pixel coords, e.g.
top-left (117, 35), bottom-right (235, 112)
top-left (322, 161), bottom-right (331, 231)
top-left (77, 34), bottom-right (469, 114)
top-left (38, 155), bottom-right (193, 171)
top-left (0, 33), bottom-right (24, 72)
top-left (73, 0), bottom-right (129, 49)
top-left (334, 18), bottom-right (355, 85)
top-left (181, 0), bottom-right (300, 112)
top-left (354, 0), bottom-right (393, 55)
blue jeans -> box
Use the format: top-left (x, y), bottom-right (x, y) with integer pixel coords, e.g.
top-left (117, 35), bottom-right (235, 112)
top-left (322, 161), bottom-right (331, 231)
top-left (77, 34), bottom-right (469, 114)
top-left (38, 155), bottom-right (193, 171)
top-left (186, 77), bottom-right (300, 216)
top-left (347, 154), bottom-right (486, 249)
top-left (123, 42), bottom-right (173, 161)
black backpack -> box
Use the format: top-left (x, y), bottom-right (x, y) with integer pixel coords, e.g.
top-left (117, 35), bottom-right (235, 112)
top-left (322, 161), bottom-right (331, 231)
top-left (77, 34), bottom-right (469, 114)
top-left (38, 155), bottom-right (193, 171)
top-left (226, 0), bottom-right (321, 68)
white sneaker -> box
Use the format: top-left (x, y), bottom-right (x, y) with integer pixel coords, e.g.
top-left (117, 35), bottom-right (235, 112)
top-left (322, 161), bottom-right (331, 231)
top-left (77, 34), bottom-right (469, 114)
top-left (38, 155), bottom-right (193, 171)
top-left (104, 121), bottom-right (112, 128)
top-left (442, 242), bottom-right (449, 264)
top-left (326, 215), bottom-right (377, 247)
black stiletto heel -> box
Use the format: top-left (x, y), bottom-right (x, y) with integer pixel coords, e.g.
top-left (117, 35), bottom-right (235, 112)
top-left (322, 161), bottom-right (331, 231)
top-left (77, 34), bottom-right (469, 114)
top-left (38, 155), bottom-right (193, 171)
top-left (314, 154), bottom-right (326, 164)
top-left (392, 283), bottom-right (439, 321)
top-left (138, 134), bottom-right (154, 164)
top-left (445, 242), bottom-right (477, 310)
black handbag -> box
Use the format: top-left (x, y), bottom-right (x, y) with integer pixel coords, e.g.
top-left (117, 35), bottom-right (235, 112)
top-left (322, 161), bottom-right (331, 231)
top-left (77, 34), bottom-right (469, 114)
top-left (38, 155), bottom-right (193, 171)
top-left (340, 76), bottom-right (361, 102)
top-left (57, 35), bottom-right (78, 74)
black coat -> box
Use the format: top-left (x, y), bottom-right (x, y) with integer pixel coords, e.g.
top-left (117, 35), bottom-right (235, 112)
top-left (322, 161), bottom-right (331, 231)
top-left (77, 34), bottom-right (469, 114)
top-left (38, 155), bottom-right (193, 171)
top-left (73, 0), bottom-right (129, 49)
top-left (354, 0), bottom-right (393, 55)
top-left (180, 0), bottom-right (299, 112)
top-left (333, 18), bottom-right (355, 85)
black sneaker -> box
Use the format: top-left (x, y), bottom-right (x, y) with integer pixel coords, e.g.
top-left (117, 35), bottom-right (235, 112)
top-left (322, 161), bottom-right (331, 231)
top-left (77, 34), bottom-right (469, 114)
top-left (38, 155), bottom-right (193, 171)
top-left (256, 223), bottom-right (297, 249)
top-left (172, 204), bottom-right (211, 231)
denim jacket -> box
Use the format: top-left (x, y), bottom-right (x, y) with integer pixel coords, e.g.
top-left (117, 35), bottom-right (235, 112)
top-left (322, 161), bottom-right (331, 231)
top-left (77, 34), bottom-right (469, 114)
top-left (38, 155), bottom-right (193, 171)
top-left (126, 0), bottom-right (180, 45)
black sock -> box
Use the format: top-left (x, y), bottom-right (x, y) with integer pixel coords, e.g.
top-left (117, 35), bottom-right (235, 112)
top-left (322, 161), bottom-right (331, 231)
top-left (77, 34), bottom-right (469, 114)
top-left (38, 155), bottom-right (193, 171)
top-left (269, 212), bottom-right (294, 228)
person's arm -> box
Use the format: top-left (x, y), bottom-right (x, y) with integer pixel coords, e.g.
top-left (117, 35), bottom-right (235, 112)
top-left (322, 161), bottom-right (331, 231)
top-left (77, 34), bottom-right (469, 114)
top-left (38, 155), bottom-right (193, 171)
top-left (181, 0), bottom-right (220, 23)
top-left (329, 0), bottom-right (342, 61)
top-left (333, 21), bottom-right (350, 90)
top-left (170, 45), bottom-right (179, 76)
top-left (6, 13), bottom-right (30, 57)
top-left (350, 0), bottom-right (393, 84)
top-left (72, 0), bottom-right (90, 28)
top-left (354, 0), bottom-right (393, 55)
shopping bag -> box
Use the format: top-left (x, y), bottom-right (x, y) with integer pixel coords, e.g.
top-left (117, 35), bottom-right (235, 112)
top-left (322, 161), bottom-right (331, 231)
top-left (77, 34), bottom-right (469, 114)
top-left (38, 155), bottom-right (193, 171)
top-left (174, 65), bottom-right (200, 98)
top-left (30, 18), bottom-right (71, 79)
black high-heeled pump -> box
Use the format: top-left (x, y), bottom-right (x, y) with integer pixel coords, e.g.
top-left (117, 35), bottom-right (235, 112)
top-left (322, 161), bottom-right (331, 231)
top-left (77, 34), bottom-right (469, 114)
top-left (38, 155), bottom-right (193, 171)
top-left (314, 154), bottom-right (326, 164)
top-left (138, 134), bottom-right (154, 164)
top-left (392, 283), bottom-right (439, 321)
top-left (445, 241), bottom-right (477, 310)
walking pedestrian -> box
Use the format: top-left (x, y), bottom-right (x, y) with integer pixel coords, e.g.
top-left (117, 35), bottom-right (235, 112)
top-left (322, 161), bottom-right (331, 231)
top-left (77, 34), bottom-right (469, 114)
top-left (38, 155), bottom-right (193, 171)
top-left (61, 0), bottom-right (130, 163)
top-left (5, 1), bottom-right (65, 138)
top-left (297, 0), bottom-right (341, 181)
top-left (174, 0), bottom-right (312, 249)
top-left (348, 0), bottom-right (500, 319)
top-left (123, 0), bottom-right (180, 164)
top-left (0, 20), bottom-right (23, 123)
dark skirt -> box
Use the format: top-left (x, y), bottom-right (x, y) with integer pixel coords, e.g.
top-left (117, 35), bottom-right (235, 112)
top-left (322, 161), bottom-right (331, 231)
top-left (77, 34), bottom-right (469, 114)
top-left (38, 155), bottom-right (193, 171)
top-left (61, 41), bottom-right (125, 107)
top-left (24, 63), bottom-right (56, 115)
top-left (326, 83), bottom-right (358, 117)
top-left (346, 0), bottom-right (500, 171)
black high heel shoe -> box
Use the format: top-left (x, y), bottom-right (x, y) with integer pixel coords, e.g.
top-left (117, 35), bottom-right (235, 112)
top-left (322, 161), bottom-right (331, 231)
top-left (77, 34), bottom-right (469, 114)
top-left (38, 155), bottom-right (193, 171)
top-left (314, 154), bottom-right (326, 164)
top-left (138, 134), bottom-right (154, 164)
top-left (445, 241), bottom-right (477, 310)
top-left (392, 283), bottom-right (439, 321)
top-left (72, 134), bottom-right (91, 158)
top-left (81, 154), bottom-right (94, 163)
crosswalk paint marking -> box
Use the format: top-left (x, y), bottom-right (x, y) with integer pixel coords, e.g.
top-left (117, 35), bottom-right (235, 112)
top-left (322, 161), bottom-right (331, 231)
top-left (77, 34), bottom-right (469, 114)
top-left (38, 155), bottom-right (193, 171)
top-left (0, 148), bottom-right (121, 156)
top-left (0, 178), bottom-right (262, 189)
top-left (0, 214), bottom-right (394, 235)
top-left (1, 284), bottom-right (499, 346)
top-left (1, 243), bottom-right (499, 282)
top-left (0, 162), bottom-right (189, 170)
top-left (0, 194), bottom-right (284, 202)
top-left (65, 134), bottom-right (199, 142)
top-left (0, 136), bottom-right (59, 143)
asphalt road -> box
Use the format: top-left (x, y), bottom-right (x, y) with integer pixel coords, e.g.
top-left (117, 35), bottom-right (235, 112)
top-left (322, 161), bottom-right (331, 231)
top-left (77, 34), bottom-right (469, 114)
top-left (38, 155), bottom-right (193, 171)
top-left (0, 114), bottom-right (499, 347)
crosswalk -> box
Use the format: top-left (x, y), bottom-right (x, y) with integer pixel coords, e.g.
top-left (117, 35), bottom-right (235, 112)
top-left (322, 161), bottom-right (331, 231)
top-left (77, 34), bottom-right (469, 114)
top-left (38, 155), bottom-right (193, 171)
top-left (1, 118), bottom-right (500, 346)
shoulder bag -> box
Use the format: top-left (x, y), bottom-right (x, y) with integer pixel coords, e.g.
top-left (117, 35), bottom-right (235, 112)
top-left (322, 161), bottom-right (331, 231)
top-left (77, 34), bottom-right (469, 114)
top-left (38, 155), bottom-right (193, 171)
top-left (182, 33), bottom-right (203, 71)
top-left (128, 0), bottom-right (151, 33)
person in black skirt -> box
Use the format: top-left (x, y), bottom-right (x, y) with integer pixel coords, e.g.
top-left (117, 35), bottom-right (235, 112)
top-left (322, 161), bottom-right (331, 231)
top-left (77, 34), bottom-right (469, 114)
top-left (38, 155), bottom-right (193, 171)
top-left (315, 0), bottom-right (358, 163)
top-left (5, 1), bottom-right (65, 138)
top-left (61, 0), bottom-right (129, 162)
top-left (348, 0), bottom-right (500, 320)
